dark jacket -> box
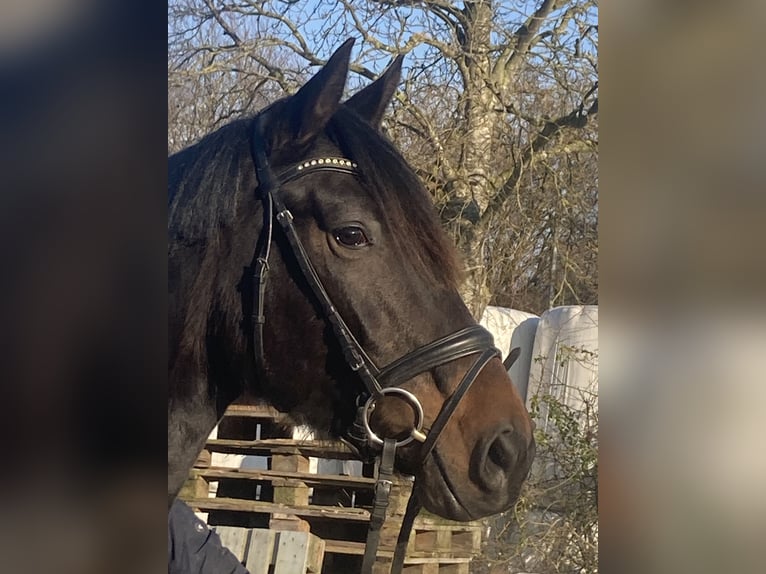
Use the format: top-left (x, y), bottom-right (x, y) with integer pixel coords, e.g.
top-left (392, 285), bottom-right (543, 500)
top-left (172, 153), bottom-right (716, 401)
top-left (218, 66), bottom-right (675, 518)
top-left (168, 499), bottom-right (250, 574)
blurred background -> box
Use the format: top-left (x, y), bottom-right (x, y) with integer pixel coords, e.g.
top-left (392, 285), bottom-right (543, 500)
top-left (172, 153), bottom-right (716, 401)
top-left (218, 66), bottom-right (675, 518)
top-left (0, 1), bottom-right (166, 572)
top-left (600, 1), bottom-right (766, 573)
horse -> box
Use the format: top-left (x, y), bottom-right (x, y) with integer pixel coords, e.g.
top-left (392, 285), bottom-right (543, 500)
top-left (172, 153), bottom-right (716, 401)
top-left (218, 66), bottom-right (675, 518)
top-left (168, 39), bottom-right (535, 529)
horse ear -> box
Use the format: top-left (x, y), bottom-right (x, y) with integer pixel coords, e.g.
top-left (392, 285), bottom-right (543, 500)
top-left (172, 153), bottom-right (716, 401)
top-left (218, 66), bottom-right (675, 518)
top-left (281, 38), bottom-right (355, 148)
top-left (345, 55), bottom-right (403, 128)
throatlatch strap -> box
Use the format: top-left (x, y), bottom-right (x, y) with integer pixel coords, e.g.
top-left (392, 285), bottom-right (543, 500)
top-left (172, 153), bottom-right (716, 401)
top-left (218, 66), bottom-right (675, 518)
top-left (251, 192), bottom-right (273, 379)
top-left (361, 438), bottom-right (396, 574)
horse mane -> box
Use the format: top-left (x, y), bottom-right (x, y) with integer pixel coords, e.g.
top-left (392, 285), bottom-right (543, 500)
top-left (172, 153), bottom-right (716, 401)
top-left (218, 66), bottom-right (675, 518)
top-left (168, 119), bottom-right (254, 399)
top-left (168, 119), bottom-right (253, 245)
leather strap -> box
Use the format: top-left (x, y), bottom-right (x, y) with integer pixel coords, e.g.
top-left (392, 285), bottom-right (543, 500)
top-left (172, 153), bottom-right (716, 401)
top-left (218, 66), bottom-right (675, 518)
top-left (271, 203), bottom-right (384, 396)
top-left (503, 346), bottom-right (521, 371)
top-left (419, 347), bottom-right (499, 462)
top-left (377, 325), bottom-right (495, 388)
top-left (362, 438), bottom-right (397, 574)
top-left (391, 492), bottom-right (422, 574)
top-left (250, 115), bottom-right (383, 398)
top-left (250, 192), bottom-right (273, 379)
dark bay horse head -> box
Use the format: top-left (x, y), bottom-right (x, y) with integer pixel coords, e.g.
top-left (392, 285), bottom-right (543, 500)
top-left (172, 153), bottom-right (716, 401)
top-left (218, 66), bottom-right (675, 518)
top-left (168, 39), bottom-right (535, 521)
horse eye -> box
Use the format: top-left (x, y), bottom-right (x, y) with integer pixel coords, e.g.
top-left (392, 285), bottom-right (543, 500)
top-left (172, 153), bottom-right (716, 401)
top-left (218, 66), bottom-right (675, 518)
top-left (334, 226), bottom-right (370, 248)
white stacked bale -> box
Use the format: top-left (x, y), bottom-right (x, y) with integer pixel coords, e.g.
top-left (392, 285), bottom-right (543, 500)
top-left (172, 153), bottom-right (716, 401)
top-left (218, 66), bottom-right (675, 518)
top-left (480, 305), bottom-right (539, 401)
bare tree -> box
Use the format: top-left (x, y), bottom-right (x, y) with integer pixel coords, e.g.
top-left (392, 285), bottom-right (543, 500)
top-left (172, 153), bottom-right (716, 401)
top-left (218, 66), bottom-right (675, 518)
top-left (167, 0), bottom-right (598, 316)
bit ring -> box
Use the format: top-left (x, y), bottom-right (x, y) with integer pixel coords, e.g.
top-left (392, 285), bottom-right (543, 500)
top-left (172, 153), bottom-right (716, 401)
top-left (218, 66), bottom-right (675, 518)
top-left (362, 388), bottom-right (427, 447)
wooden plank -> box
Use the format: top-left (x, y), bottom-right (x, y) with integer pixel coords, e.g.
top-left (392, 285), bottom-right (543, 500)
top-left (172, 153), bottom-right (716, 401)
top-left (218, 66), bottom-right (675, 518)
top-left (245, 529), bottom-right (276, 574)
top-left (414, 530), bottom-right (438, 552)
top-left (322, 538), bottom-right (368, 555)
top-left (450, 529), bottom-right (482, 554)
top-left (440, 564), bottom-right (470, 574)
top-left (273, 531), bottom-right (310, 574)
top-left (178, 475), bottom-right (209, 499)
top-left (399, 557), bottom-right (471, 565)
top-left (269, 513), bottom-right (310, 532)
top-left (214, 526), bottom-right (249, 561)
top-left (224, 404), bottom-right (286, 419)
top-left (435, 529), bottom-right (451, 551)
top-left (272, 453), bottom-right (309, 506)
top-left (305, 533), bottom-right (325, 573)
top-left (182, 496), bottom-right (371, 522)
top-left (412, 517), bottom-right (484, 530)
top-left (191, 466), bottom-right (376, 489)
top-left (206, 438), bottom-right (359, 459)
top-left (413, 511), bottom-right (483, 528)
top-left (321, 539), bottom-right (472, 562)
top-left (195, 449), bottom-right (211, 467)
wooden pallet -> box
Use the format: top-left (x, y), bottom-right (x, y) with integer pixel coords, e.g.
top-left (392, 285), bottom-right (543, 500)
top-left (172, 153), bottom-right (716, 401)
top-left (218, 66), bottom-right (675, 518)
top-left (185, 439), bottom-right (376, 531)
top-left (205, 437), bottom-right (361, 459)
top-left (405, 515), bottom-right (483, 558)
top-left (191, 466), bottom-right (376, 490)
top-left (184, 496), bottom-right (371, 522)
top-left (182, 403), bottom-right (485, 573)
top-left (324, 539), bottom-right (472, 574)
top-left (214, 526), bottom-right (325, 574)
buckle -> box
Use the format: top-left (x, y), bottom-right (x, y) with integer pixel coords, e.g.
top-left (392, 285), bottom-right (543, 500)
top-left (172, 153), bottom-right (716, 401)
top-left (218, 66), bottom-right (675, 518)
top-left (276, 209), bottom-right (294, 224)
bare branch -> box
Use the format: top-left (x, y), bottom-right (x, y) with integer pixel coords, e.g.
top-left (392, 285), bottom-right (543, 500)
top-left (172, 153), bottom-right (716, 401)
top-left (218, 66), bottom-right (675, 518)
top-left (480, 95), bottom-right (598, 229)
top-left (202, 0), bottom-right (242, 45)
top-left (496, 0), bottom-right (563, 81)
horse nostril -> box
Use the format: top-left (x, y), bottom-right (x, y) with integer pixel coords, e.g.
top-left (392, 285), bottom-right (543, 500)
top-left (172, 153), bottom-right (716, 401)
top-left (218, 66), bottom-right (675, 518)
top-left (488, 430), bottom-right (515, 469)
top-left (473, 426), bottom-right (520, 493)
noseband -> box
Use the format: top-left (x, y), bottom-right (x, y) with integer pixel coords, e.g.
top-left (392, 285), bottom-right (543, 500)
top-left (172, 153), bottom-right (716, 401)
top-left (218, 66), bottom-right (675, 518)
top-left (248, 114), bottom-right (500, 573)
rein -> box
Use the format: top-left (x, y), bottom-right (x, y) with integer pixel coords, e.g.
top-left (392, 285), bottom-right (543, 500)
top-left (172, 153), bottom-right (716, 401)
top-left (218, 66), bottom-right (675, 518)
top-left (248, 114), bottom-right (500, 573)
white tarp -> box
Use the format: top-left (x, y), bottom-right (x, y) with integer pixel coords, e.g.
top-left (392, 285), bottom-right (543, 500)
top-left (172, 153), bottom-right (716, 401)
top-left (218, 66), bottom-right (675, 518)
top-left (480, 306), bottom-right (539, 401)
top-left (526, 305), bottom-right (598, 489)
top-left (480, 306), bottom-right (539, 360)
top-left (526, 305), bottom-right (598, 420)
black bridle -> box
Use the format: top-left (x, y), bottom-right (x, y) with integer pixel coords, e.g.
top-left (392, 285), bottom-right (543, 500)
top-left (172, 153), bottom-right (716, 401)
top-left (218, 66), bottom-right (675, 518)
top-left (248, 114), bottom-right (500, 573)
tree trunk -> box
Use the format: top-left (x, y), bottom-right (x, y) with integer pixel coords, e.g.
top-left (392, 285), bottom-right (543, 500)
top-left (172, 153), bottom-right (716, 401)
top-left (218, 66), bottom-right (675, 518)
top-left (454, 1), bottom-right (500, 317)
